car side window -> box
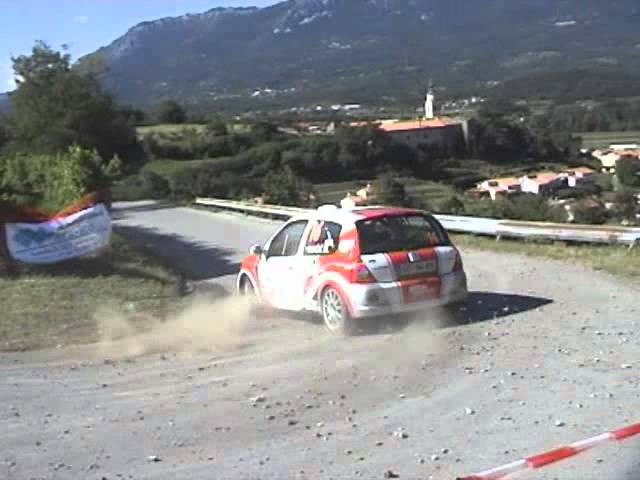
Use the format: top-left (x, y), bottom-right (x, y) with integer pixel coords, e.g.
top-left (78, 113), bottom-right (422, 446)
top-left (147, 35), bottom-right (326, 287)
top-left (304, 221), bottom-right (342, 255)
top-left (267, 221), bottom-right (308, 258)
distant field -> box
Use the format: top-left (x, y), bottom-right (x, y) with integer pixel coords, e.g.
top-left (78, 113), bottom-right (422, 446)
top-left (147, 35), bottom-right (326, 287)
top-left (314, 178), bottom-right (456, 206)
top-left (137, 123), bottom-right (250, 136)
top-left (137, 124), bottom-right (207, 136)
top-left (576, 131), bottom-right (640, 149)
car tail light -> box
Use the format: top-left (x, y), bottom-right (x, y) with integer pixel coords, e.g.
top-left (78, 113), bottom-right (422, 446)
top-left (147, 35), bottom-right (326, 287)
top-left (453, 249), bottom-right (464, 272)
top-left (350, 263), bottom-right (376, 284)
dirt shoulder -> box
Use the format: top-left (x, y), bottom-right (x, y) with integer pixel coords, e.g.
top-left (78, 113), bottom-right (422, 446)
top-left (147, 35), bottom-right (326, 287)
top-left (0, 233), bottom-right (182, 352)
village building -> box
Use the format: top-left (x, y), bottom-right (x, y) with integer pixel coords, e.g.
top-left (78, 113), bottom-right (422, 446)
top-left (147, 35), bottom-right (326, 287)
top-left (350, 84), bottom-right (468, 155)
top-left (472, 167), bottom-right (597, 201)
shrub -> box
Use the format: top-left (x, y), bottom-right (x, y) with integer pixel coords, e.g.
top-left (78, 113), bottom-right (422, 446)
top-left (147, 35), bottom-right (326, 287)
top-left (375, 173), bottom-right (410, 207)
top-left (613, 190), bottom-right (638, 223)
top-left (437, 196), bottom-right (466, 215)
top-left (591, 173), bottom-right (614, 191)
top-left (463, 194), bottom-right (566, 222)
top-left (1, 145), bottom-right (108, 211)
top-left (450, 173), bottom-right (485, 190)
top-left (507, 194), bottom-right (567, 222)
top-left (112, 171), bottom-right (169, 201)
top-left (572, 202), bottom-right (609, 225)
top-left (261, 169), bottom-right (315, 207)
top-left (206, 121), bottom-right (229, 137)
top-left (617, 157), bottom-right (640, 187)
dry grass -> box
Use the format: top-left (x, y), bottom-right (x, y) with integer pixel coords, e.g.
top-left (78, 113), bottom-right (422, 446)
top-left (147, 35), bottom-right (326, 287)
top-left (0, 234), bottom-right (183, 352)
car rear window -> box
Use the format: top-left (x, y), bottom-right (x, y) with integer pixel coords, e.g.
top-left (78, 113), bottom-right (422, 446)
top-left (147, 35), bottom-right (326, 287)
top-left (356, 214), bottom-right (450, 255)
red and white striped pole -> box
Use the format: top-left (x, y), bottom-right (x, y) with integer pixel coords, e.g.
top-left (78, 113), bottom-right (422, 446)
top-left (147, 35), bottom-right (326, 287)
top-left (458, 422), bottom-right (640, 480)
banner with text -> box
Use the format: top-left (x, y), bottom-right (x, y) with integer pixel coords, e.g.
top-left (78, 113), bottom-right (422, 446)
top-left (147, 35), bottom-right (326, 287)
top-left (4, 202), bottom-right (112, 265)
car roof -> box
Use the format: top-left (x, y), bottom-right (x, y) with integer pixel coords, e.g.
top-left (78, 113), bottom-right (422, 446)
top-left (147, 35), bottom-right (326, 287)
top-left (289, 206), bottom-right (428, 226)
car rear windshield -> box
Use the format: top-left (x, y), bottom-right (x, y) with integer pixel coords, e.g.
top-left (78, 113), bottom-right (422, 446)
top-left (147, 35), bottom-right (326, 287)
top-left (356, 214), bottom-right (450, 255)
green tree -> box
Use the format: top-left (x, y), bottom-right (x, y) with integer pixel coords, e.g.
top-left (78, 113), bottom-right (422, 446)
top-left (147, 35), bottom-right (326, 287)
top-left (9, 41), bottom-right (139, 162)
top-left (156, 99), bottom-right (186, 124)
top-left (616, 157), bottom-right (640, 187)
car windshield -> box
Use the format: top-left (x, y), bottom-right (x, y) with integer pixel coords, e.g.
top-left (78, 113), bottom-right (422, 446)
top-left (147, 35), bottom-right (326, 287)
top-left (357, 214), bottom-right (449, 254)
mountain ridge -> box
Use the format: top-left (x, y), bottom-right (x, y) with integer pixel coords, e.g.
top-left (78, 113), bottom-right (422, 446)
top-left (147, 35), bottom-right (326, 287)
top-left (79, 0), bottom-right (640, 111)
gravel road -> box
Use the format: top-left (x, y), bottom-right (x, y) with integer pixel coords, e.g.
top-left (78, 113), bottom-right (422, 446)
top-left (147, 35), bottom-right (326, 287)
top-left (1, 202), bottom-right (639, 480)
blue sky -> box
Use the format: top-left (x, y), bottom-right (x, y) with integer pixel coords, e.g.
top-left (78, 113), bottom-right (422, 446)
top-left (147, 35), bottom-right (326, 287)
top-left (0, 0), bottom-right (277, 92)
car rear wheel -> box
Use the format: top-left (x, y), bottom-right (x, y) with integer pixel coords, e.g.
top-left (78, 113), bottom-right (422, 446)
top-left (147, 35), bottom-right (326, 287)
top-left (240, 277), bottom-right (255, 297)
top-left (321, 287), bottom-right (354, 336)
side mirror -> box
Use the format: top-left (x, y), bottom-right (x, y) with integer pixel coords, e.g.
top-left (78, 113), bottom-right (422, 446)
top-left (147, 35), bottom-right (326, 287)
top-left (250, 245), bottom-right (264, 256)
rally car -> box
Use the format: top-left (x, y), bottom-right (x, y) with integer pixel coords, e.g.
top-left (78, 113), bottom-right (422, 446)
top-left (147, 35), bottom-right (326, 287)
top-left (237, 205), bottom-right (468, 335)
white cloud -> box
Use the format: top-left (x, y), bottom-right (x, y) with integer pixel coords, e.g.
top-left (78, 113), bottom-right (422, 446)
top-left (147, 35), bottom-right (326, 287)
top-left (73, 15), bottom-right (90, 24)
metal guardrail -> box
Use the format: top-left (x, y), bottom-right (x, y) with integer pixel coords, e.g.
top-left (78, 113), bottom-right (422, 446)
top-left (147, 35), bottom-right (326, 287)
top-left (195, 197), bottom-right (640, 247)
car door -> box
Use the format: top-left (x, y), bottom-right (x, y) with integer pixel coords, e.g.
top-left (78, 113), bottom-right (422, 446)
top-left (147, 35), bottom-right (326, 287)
top-left (257, 220), bottom-right (309, 310)
top-left (300, 220), bottom-right (343, 309)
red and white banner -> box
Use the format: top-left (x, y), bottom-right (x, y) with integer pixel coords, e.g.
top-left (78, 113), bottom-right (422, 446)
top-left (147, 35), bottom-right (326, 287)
top-left (1, 193), bottom-right (112, 265)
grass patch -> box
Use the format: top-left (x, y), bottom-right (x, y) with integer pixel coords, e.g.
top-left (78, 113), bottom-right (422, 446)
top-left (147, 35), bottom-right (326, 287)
top-left (313, 178), bottom-right (457, 205)
top-left (452, 233), bottom-right (640, 279)
top-left (577, 131), bottom-right (640, 149)
top-left (137, 123), bottom-right (207, 136)
top-left (0, 233), bottom-right (182, 352)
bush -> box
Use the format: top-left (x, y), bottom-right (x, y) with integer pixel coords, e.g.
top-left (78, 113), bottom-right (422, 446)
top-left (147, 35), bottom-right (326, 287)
top-left (112, 171), bottom-right (169, 201)
top-left (463, 194), bottom-right (566, 222)
top-left (590, 173), bottom-right (613, 192)
top-left (437, 196), bottom-right (466, 215)
top-left (194, 171), bottom-right (259, 199)
top-left (375, 173), bottom-right (410, 207)
top-left (572, 202), bottom-right (609, 225)
top-left (507, 194), bottom-right (567, 222)
top-left (613, 190), bottom-right (638, 223)
top-left (449, 173), bottom-right (486, 190)
top-left (617, 157), bottom-right (640, 187)
top-left (0, 145), bottom-right (108, 211)
top-left (206, 120), bottom-right (229, 137)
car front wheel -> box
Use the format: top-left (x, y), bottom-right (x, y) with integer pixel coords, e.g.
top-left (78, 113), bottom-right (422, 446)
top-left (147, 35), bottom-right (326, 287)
top-left (321, 287), bottom-right (354, 336)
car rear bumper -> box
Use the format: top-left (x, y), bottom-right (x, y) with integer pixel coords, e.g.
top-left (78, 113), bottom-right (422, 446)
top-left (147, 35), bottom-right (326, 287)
top-left (349, 271), bottom-right (468, 319)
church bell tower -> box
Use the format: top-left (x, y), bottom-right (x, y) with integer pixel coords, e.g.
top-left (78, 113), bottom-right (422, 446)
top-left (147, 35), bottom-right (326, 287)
top-left (424, 80), bottom-right (435, 120)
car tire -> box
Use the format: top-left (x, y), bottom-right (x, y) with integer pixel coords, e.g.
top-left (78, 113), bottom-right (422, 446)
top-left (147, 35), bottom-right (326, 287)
top-left (240, 277), bottom-right (255, 297)
top-left (321, 287), bottom-right (355, 336)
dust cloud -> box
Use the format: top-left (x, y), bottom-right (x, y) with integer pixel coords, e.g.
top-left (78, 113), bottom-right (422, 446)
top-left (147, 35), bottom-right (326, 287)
top-left (94, 293), bottom-right (257, 359)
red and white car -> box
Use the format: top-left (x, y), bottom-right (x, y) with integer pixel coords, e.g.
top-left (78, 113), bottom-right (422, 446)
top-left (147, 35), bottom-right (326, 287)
top-left (237, 205), bottom-right (468, 335)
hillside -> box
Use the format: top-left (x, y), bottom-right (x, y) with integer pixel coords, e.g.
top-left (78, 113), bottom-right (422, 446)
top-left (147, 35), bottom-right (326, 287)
top-left (0, 93), bottom-right (9, 112)
top-left (80, 0), bottom-right (640, 111)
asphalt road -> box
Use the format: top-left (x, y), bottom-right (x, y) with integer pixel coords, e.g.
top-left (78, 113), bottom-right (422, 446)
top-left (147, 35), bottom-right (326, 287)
top-left (2, 202), bottom-right (640, 480)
